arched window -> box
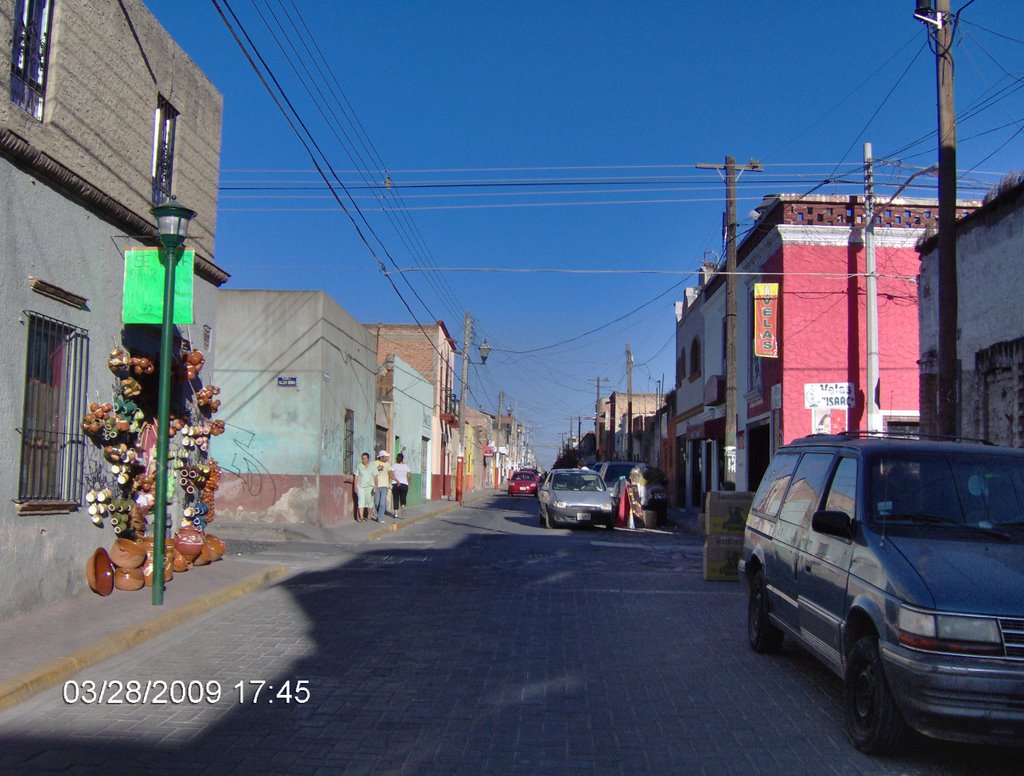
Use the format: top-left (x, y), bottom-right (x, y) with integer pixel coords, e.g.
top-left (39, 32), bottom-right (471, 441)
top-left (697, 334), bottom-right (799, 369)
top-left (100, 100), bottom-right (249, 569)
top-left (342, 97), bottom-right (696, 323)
top-left (689, 338), bottom-right (701, 379)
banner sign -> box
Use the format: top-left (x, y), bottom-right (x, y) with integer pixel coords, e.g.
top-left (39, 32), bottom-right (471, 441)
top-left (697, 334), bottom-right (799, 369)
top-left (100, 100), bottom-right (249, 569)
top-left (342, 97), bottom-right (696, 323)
top-left (753, 282), bottom-right (779, 358)
top-left (122, 247), bottom-right (194, 324)
top-left (804, 382), bottom-right (856, 409)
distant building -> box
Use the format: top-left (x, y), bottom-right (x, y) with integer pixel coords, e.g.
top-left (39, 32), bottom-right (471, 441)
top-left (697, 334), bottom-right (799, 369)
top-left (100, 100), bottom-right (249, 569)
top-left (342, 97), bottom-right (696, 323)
top-left (918, 179), bottom-right (1024, 446)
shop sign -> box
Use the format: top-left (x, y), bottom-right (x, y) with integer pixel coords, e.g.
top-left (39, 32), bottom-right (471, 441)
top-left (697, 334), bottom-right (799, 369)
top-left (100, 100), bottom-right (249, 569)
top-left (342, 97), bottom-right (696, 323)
top-left (804, 382), bottom-right (855, 409)
top-left (122, 248), bottom-right (194, 324)
top-left (753, 282), bottom-right (779, 358)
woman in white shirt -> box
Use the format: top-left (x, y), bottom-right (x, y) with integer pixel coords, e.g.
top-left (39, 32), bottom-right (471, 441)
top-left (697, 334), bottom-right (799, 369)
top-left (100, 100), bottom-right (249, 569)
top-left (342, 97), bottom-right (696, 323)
top-left (391, 453), bottom-right (411, 517)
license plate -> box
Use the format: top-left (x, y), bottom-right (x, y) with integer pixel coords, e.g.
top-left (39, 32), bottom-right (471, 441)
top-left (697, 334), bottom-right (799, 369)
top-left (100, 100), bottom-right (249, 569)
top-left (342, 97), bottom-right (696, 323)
top-left (576, 512), bottom-right (590, 521)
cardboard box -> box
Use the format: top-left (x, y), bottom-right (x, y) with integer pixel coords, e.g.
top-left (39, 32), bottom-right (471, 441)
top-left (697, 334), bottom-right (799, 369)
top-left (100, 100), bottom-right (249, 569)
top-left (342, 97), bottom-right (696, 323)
top-left (703, 491), bottom-right (754, 536)
top-left (703, 534), bottom-right (744, 581)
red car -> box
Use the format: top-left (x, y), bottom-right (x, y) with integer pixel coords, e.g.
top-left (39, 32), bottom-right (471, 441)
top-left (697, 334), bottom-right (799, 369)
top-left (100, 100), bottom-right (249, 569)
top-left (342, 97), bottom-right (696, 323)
top-left (508, 470), bottom-right (540, 496)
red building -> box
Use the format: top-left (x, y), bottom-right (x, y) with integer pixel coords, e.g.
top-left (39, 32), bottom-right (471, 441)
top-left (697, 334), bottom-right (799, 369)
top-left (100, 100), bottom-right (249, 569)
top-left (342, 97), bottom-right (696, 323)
top-left (671, 193), bottom-right (979, 507)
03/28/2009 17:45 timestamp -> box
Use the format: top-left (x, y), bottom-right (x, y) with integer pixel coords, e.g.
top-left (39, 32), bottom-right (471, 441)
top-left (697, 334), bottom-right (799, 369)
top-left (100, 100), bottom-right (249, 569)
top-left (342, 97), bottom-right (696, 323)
top-left (62, 679), bottom-right (311, 705)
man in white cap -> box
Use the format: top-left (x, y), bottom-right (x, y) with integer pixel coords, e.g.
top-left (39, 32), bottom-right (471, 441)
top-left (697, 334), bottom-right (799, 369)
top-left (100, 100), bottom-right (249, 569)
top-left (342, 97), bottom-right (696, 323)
top-left (373, 450), bottom-right (394, 522)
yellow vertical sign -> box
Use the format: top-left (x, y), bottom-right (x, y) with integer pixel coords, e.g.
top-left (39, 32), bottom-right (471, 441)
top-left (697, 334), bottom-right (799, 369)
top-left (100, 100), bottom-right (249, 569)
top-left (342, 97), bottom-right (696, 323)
top-left (754, 282), bottom-right (779, 358)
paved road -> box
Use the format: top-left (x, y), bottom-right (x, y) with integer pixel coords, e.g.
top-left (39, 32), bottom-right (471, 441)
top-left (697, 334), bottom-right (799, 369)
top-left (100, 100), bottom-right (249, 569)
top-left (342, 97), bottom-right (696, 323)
top-left (0, 496), bottom-right (1019, 774)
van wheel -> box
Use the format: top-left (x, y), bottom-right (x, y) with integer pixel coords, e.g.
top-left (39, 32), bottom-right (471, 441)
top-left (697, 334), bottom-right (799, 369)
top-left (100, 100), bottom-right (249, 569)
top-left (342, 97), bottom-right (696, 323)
top-left (844, 636), bottom-right (909, 754)
top-left (748, 569), bottom-right (784, 653)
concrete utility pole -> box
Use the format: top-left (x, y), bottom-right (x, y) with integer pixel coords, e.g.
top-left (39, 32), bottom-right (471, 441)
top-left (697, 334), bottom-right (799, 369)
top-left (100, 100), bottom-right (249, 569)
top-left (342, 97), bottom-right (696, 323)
top-left (864, 143), bottom-right (883, 433)
top-left (456, 311), bottom-right (471, 503)
top-left (495, 389), bottom-right (504, 487)
top-left (626, 344), bottom-right (634, 461)
top-left (696, 156), bottom-right (763, 487)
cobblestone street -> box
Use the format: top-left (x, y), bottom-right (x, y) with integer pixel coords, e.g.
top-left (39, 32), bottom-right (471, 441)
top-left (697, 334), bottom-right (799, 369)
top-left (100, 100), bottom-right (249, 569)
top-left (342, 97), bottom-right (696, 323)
top-left (0, 496), bottom-right (1019, 774)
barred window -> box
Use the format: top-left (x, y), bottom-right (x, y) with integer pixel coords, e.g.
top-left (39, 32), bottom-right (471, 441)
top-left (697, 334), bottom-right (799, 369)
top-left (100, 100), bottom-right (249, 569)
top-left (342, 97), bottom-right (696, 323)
top-left (152, 95), bottom-right (178, 205)
top-left (10, 0), bottom-right (54, 120)
top-left (19, 311), bottom-right (89, 505)
top-left (343, 409), bottom-right (354, 475)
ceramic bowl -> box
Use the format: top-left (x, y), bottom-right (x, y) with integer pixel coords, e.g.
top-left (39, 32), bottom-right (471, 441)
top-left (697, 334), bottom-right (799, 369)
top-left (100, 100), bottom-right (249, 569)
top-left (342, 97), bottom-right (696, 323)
top-left (142, 554), bottom-right (174, 587)
top-left (172, 549), bottom-right (191, 573)
top-left (86, 548), bottom-right (114, 596)
top-left (109, 538), bottom-right (146, 569)
top-left (173, 526), bottom-right (204, 558)
top-left (113, 566), bottom-right (144, 591)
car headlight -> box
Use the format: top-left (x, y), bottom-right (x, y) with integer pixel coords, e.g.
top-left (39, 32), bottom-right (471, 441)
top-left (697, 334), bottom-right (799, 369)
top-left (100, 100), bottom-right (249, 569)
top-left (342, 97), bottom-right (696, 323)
top-left (897, 606), bottom-right (1003, 656)
top-left (599, 503), bottom-right (612, 511)
top-left (553, 500), bottom-right (567, 509)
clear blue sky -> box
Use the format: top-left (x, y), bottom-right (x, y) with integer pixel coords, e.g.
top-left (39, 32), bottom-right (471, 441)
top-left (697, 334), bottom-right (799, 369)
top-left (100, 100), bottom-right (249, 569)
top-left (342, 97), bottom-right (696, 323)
top-left (145, 1), bottom-right (1023, 465)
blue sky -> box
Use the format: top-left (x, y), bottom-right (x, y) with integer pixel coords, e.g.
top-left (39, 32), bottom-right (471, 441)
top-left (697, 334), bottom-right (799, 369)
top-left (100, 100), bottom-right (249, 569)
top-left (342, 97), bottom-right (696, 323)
top-left (145, 1), bottom-right (1023, 465)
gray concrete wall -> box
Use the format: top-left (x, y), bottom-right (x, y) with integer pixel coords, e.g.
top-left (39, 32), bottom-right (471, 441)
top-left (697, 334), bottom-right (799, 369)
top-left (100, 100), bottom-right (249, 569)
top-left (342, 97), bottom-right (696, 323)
top-left (0, 163), bottom-right (220, 619)
top-left (0, 0), bottom-right (222, 262)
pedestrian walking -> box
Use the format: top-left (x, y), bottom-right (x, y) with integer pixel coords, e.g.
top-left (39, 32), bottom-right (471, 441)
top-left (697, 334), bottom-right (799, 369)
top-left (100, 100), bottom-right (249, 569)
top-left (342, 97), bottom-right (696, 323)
top-left (391, 452), bottom-right (411, 517)
top-left (373, 450), bottom-right (393, 522)
top-left (355, 452), bottom-right (374, 522)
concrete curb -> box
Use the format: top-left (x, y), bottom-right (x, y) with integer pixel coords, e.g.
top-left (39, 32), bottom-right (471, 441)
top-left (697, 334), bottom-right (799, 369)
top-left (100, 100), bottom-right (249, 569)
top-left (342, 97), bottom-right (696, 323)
top-left (0, 565), bottom-right (290, 712)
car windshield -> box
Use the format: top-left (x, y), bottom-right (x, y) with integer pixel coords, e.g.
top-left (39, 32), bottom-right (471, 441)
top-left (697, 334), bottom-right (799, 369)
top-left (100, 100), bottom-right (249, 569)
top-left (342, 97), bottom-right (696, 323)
top-left (550, 472), bottom-right (606, 492)
top-left (870, 451), bottom-right (1024, 531)
top-left (601, 463), bottom-right (636, 483)
top-left (512, 472), bottom-right (534, 481)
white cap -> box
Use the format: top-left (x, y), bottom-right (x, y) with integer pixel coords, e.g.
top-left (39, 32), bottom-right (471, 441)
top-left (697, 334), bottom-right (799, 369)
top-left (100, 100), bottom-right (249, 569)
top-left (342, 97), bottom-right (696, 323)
top-left (377, 450), bottom-right (389, 458)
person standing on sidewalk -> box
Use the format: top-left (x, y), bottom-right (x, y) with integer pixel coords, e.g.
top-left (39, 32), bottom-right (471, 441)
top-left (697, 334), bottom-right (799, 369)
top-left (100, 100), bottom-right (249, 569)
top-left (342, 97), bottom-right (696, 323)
top-left (373, 450), bottom-right (393, 523)
top-left (391, 453), bottom-right (411, 518)
top-left (355, 452), bottom-right (374, 522)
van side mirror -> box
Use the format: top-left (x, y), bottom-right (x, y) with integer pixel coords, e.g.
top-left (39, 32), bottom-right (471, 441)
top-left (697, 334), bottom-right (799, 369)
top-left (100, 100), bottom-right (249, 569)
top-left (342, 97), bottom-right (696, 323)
top-left (811, 509), bottom-right (855, 540)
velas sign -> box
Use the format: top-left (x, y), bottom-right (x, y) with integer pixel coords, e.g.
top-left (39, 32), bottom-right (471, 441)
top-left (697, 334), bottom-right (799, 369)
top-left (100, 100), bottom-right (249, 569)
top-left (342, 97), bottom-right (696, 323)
top-left (753, 282), bottom-right (778, 358)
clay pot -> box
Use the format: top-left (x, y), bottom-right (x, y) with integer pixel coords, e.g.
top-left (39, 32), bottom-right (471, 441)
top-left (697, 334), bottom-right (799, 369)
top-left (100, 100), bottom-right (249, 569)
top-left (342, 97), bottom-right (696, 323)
top-left (109, 538), bottom-right (146, 569)
top-left (86, 548), bottom-right (114, 596)
top-left (142, 553), bottom-right (174, 587)
top-left (172, 549), bottom-right (191, 573)
top-left (191, 541), bottom-right (212, 567)
top-left (173, 526), bottom-right (204, 559)
top-left (113, 566), bottom-right (144, 591)
top-left (205, 533), bottom-right (227, 558)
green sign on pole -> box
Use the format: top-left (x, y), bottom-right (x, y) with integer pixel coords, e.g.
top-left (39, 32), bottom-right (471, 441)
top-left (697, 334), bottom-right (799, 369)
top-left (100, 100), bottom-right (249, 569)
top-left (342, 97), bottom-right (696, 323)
top-left (122, 247), bottom-right (194, 324)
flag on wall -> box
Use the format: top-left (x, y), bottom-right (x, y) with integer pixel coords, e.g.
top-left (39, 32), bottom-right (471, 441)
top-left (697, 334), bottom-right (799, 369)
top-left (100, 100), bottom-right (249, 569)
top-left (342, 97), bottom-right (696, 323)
top-left (753, 282), bottom-right (779, 358)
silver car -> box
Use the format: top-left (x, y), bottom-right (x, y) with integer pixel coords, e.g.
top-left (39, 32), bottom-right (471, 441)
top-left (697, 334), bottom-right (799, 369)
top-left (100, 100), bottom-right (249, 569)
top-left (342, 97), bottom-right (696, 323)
top-left (538, 468), bottom-right (614, 529)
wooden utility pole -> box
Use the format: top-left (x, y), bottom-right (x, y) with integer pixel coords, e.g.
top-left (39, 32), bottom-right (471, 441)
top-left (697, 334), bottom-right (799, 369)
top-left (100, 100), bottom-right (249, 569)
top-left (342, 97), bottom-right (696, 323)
top-left (455, 311), bottom-right (471, 503)
top-left (697, 156), bottom-right (763, 486)
top-left (934, 0), bottom-right (959, 436)
top-left (864, 143), bottom-right (882, 433)
top-left (590, 376), bottom-right (608, 458)
top-left (626, 344), bottom-right (634, 461)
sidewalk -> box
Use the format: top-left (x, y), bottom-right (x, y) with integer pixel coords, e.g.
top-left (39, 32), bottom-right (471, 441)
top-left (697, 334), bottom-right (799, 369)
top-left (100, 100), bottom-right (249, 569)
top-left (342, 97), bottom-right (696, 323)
top-left (0, 487), bottom-right (498, 711)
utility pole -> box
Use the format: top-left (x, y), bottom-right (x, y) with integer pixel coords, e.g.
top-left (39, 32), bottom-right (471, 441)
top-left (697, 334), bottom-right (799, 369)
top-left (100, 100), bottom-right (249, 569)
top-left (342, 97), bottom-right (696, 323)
top-left (626, 344), bottom-right (634, 461)
top-left (864, 143), bottom-right (882, 433)
top-left (930, 0), bottom-right (959, 436)
top-left (697, 156), bottom-right (763, 487)
top-left (589, 377), bottom-right (608, 459)
top-left (496, 389), bottom-right (504, 485)
top-left (456, 311), bottom-right (471, 503)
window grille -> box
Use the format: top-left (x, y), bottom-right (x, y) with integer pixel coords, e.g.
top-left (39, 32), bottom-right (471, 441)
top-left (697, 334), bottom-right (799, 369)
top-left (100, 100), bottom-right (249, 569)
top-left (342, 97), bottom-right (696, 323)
top-left (10, 0), bottom-right (53, 119)
top-left (152, 95), bottom-right (179, 205)
top-left (343, 409), bottom-right (354, 475)
top-left (18, 311), bottom-right (89, 504)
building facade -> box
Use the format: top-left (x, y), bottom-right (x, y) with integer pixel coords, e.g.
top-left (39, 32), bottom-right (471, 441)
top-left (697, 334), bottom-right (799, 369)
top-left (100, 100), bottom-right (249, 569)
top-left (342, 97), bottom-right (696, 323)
top-left (1, 0), bottom-right (224, 618)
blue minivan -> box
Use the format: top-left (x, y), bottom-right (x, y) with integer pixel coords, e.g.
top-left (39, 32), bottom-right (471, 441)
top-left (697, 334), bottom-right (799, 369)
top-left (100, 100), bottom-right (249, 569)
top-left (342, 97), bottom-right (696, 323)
top-left (740, 433), bottom-right (1024, 754)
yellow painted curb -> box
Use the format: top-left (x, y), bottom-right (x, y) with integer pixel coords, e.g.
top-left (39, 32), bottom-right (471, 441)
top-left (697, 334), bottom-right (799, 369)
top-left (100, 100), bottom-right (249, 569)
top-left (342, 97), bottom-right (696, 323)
top-left (0, 565), bottom-right (290, 712)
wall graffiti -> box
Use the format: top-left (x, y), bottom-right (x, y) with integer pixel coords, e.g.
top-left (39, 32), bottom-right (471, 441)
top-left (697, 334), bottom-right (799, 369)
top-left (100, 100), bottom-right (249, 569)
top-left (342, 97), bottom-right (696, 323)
top-left (222, 425), bottom-right (277, 502)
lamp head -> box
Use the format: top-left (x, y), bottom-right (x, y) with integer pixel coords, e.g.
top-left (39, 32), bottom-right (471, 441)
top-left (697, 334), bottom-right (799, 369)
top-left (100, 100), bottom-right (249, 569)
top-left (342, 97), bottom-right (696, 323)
top-left (151, 196), bottom-right (196, 249)
top-left (478, 340), bottom-right (491, 364)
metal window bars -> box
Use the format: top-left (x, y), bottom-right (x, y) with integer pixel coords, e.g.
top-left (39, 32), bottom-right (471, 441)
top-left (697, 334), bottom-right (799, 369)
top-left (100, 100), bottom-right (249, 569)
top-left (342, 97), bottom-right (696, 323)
top-left (9, 0), bottom-right (53, 120)
top-left (17, 311), bottom-right (89, 503)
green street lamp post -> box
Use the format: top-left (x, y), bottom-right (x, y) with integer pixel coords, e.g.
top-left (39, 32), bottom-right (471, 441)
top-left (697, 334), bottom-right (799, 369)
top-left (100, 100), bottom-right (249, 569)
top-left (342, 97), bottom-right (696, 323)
top-left (150, 198), bottom-right (195, 606)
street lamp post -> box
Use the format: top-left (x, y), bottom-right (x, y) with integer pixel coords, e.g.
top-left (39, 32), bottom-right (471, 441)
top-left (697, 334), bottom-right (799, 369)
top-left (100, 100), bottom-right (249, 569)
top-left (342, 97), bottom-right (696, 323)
top-left (150, 198), bottom-right (195, 606)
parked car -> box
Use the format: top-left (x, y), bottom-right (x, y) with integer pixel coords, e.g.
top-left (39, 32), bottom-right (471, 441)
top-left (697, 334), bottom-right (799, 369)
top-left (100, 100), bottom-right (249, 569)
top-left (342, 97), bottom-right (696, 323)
top-left (538, 468), bottom-right (615, 529)
top-left (508, 469), bottom-right (540, 497)
top-left (740, 432), bottom-right (1024, 754)
top-left (597, 462), bottom-right (669, 526)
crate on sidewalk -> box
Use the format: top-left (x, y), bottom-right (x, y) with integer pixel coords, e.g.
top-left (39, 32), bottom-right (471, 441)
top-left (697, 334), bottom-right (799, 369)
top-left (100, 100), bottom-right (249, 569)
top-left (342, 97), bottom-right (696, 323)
top-left (702, 491), bottom-right (754, 536)
top-left (703, 534), bottom-right (744, 581)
